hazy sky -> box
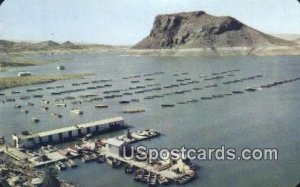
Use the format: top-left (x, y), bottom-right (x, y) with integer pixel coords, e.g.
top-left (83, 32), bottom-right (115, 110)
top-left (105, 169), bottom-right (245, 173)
top-left (0, 0), bottom-right (299, 45)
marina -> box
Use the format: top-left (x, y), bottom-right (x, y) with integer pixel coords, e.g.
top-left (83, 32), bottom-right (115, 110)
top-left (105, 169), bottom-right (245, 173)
top-left (1, 108), bottom-right (195, 185)
top-left (0, 1), bottom-right (299, 186)
top-left (3, 123), bottom-right (197, 185)
top-left (2, 115), bottom-right (197, 184)
top-left (0, 53), bottom-right (299, 187)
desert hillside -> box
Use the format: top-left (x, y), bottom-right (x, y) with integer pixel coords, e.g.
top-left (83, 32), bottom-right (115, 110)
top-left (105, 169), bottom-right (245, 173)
top-left (133, 11), bottom-right (295, 49)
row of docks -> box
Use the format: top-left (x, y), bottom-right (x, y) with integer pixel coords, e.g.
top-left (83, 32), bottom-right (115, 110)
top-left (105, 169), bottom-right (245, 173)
top-left (0, 69), bottom-right (240, 97)
top-left (2, 74), bottom-right (299, 107)
top-left (2, 69), bottom-right (299, 117)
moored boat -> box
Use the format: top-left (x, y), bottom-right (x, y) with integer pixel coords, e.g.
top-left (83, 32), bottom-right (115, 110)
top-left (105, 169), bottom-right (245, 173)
top-left (15, 104), bottom-right (22, 109)
top-left (232, 91), bottom-right (244, 94)
top-left (66, 159), bottom-right (77, 168)
top-left (119, 100), bottom-right (130, 104)
top-left (187, 99), bottom-right (198, 103)
top-left (106, 156), bottom-right (122, 168)
top-left (55, 103), bottom-right (67, 107)
top-left (161, 104), bottom-right (175, 107)
top-left (51, 113), bottom-right (63, 118)
top-left (21, 109), bottom-right (29, 114)
top-left (124, 164), bottom-right (134, 174)
top-left (97, 154), bottom-right (106, 163)
top-left (94, 104), bottom-right (108, 109)
top-left (55, 161), bottom-right (67, 171)
top-left (158, 175), bottom-right (169, 185)
top-left (70, 109), bottom-right (83, 115)
top-left (56, 65), bottom-right (65, 70)
top-left (82, 153), bottom-right (97, 162)
top-left (245, 87), bottom-right (257, 92)
top-left (32, 117), bottom-right (39, 123)
top-left (201, 97), bottom-right (212, 100)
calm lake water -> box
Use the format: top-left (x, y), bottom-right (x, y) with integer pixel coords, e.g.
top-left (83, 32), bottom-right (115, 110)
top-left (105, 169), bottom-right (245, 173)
top-left (0, 52), bottom-right (299, 187)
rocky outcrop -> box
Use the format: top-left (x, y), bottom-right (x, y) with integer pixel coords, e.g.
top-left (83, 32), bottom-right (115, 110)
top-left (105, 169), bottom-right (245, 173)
top-left (133, 11), bottom-right (294, 49)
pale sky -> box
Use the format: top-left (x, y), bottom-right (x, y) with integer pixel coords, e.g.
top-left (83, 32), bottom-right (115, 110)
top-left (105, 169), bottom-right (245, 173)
top-left (0, 0), bottom-right (299, 45)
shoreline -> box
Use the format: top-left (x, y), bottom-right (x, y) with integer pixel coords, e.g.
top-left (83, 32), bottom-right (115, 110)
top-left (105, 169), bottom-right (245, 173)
top-left (0, 46), bottom-right (128, 56)
top-left (0, 47), bottom-right (128, 72)
top-left (126, 45), bottom-right (300, 57)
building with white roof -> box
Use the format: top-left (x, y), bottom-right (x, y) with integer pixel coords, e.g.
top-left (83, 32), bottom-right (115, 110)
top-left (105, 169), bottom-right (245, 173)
top-left (105, 138), bottom-right (127, 156)
top-left (12, 117), bottom-right (125, 148)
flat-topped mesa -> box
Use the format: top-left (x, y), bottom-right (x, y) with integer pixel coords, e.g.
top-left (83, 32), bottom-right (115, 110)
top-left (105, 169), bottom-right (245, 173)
top-left (133, 11), bottom-right (294, 49)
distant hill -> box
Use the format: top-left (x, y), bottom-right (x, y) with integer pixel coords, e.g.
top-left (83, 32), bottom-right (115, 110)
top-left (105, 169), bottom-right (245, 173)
top-left (133, 11), bottom-right (294, 49)
top-left (60, 41), bottom-right (80, 49)
top-left (0, 40), bottom-right (113, 53)
top-left (271, 34), bottom-right (300, 41)
top-left (35, 40), bottom-right (60, 48)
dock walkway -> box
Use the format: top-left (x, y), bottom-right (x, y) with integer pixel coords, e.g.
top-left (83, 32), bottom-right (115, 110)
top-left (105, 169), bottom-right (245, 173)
top-left (101, 149), bottom-right (185, 180)
top-left (4, 147), bottom-right (32, 161)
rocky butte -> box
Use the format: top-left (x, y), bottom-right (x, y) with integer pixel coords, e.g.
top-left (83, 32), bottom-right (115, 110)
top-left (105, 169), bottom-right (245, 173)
top-left (132, 11), bottom-right (299, 56)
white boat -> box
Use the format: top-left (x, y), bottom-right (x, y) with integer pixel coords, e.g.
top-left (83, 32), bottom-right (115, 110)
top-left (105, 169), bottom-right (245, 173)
top-left (18, 72), bottom-right (31, 77)
top-left (51, 113), bottom-right (62, 118)
top-left (32, 117), bottom-right (39, 123)
top-left (124, 164), bottom-right (133, 173)
top-left (55, 103), bottom-right (66, 107)
top-left (66, 159), bottom-right (77, 168)
top-left (82, 153), bottom-right (97, 162)
top-left (97, 154), bottom-right (106, 163)
top-left (106, 156), bottom-right (122, 168)
top-left (70, 109), bottom-right (83, 115)
top-left (55, 161), bottom-right (67, 171)
top-left (41, 100), bottom-right (50, 104)
top-left (56, 65), bottom-right (65, 70)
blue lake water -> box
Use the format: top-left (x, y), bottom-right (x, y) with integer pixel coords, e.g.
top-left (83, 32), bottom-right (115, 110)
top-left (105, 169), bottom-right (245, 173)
top-left (0, 53), bottom-right (299, 187)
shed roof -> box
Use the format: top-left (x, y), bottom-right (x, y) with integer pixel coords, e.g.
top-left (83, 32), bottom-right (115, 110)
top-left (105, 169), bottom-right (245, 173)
top-left (106, 138), bottom-right (125, 147)
top-left (17, 116), bottom-right (124, 140)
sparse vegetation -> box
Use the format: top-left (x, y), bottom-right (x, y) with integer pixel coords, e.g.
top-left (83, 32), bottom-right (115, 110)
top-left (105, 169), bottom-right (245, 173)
top-left (0, 73), bottom-right (91, 89)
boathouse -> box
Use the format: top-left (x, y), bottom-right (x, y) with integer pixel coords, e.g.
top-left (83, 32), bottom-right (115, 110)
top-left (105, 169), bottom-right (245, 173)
top-left (12, 117), bottom-right (125, 148)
